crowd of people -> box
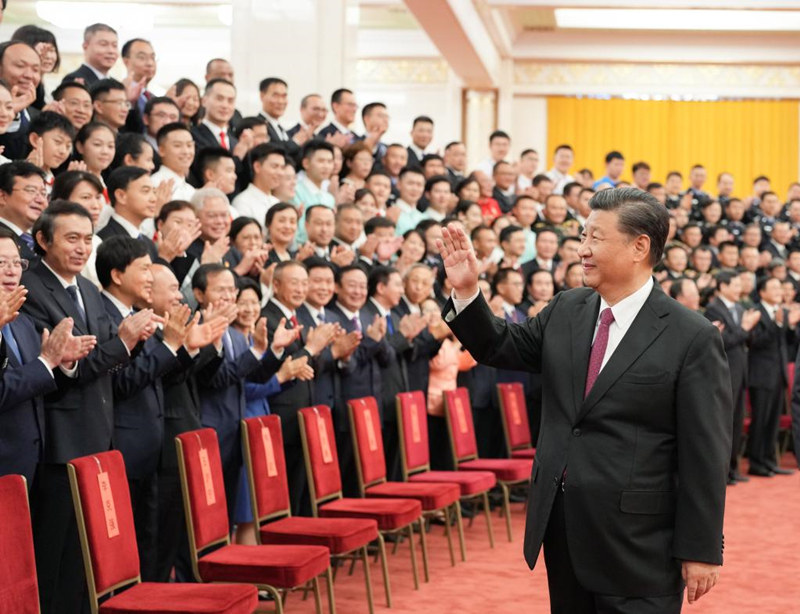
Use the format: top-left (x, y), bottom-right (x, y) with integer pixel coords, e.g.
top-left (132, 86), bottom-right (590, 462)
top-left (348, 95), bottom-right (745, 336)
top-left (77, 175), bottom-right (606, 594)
top-left (0, 19), bottom-right (799, 614)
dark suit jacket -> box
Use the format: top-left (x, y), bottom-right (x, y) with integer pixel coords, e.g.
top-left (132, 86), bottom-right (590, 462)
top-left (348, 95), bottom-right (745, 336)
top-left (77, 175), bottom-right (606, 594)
top-left (446, 285), bottom-right (731, 597)
top-left (265, 120), bottom-right (301, 163)
top-left (0, 314), bottom-right (56, 483)
top-left (260, 301), bottom-right (312, 442)
top-left (748, 303), bottom-right (793, 389)
top-left (0, 221), bottom-right (37, 263)
top-left (492, 186), bottom-right (514, 213)
top-left (21, 266), bottom-right (130, 463)
top-left (392, 299), bottom-right (441, 392)
top-left (97, 217), bottom-right (160, 264)
top-left (327, 303), bottom-right (393, 428)
top-left (0, 107), bottom-right (39, 161)
top-left (102, 297), bottom-right (184, 479)
top-left (406, 146), bottom-right (422, 169)
top-left (61, 64), bottom-right (100, 86)
top-left (191, 123), bottom-right (238, 154)
top-left (296, 304), bottom-right (338, 410)
top-left (704, 298), bottom-right (748, 392)
top-left (318, 123), bottom-right (360, 144)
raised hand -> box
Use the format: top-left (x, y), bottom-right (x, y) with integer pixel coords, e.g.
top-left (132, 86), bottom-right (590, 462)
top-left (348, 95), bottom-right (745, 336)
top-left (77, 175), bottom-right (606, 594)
top-left (117, 309), bottom-right (161, 350)
top-left (162, 304), bottom-right (194, 350)
top-left (0, 286), bottom-right (27, 327)
top-left (305, 322), bottom-right (337, 356)
top-left (201, 235), bottom-right (230, 264)
top-left (11, 83), bottom-right (36, 114)
top-left (366, 314), bottom-right (385, 342)
top-left (330, 245), bottom-right (355, 267)
top-left (437, 223), bottom-right (480, 298)
top-left (376, 236), bottom-right (403, 262)
top-left (331, 330), bottom-right (361, 360)
top-left (398, 313), bottom-right (426, 340)
top-left (186, 314), bottom-right (228, 350)
top-left (157, 225), bottom-right (195, 262)
top-left (295, 242), bottom-right (316, 262)
top-left (66, 160), bottom-right (88, 172)
top-left (39, 318), bottom-right (75, 369)
top-left (154, 179), bottom-right (175, 210)
top-left (26, 139), bottom-right (44, 169)
top-left (271, 317), bottom-right (301, 352)
top-left (252, 317), bottom-right (269, 355)
top-left (740, 308), bottom-right (761, 332)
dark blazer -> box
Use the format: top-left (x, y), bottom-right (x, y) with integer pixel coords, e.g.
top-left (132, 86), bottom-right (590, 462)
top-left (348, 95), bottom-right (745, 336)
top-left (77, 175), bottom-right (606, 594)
top-left (406, 146), bottom-right (422, 169)
top-left (704, 298), bottom-right (748, 391)
top-left (0, 107), bottom-right (39, 163)
top-left (0, 314), bottom-right (57, 483)
top-left (102, 297), bottom-right (183, 479)
top-left (446, 285), bottom-right (731, 597)
top-left (327, 302), bottom-right (394, 428)
top-left (393, 299), bottom-right (441, 392)
top-left (265, 120), bottom-right (301, 162)
top-left (0, 220), bottom-right (37, 262)
top-left (296, 304), bottom-right (338, 410)
top-left (748, 303), bottom-right (793, 389)
top-left (492, 186), bottom-right (514, 213)
top-left (20, 265), bottom-right (130, 463)
top-left (260, 300), bottom-right (312, 441)
top-left (191, 123), bottom-right (238, 155)
top-left (318, 122), bottom-right (360, 144)
top-left (61, 64), bottom-right (100, 86)
top-left (97, 217), bottom-right (160, 264)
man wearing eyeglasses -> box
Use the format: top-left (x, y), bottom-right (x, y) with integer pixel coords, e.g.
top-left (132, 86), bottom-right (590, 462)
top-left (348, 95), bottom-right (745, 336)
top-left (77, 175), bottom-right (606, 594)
top-left (0, 160), bottom-right (47, 262)
top-left (51, 81), bottom-right (93, 131)
top-left (89, 78), bottom-right (131, 132)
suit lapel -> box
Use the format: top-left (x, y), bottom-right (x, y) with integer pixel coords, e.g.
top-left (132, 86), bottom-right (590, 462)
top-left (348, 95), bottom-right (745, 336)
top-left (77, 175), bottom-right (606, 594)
top-left (570, 292), bottom-right (600, 415)
top-left (37, 266), bottom-right (89, 335)
top-left (577, 288), bottom-right (669, 423)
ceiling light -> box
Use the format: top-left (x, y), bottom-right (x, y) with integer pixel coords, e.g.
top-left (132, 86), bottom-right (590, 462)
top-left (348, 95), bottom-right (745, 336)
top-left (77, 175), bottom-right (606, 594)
top-left (554, 8), bottom-right (800, 31)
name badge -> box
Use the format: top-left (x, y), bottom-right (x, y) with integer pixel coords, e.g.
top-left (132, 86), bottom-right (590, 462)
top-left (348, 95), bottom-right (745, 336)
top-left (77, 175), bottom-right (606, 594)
top-left (97, 471), bottom-right (120, 539)
top-left (261, 426), bottom-right (278, 477)
top-left (409, 402), bottom-right (422, 443)
top-left (364, 409), bottom-right (378, 452)
top-left (454, 397), bottom-right (469, 434)
top-left (318, 415), bottom-right (333, 464)
top-left (198, 448), bottom-right (216, 505)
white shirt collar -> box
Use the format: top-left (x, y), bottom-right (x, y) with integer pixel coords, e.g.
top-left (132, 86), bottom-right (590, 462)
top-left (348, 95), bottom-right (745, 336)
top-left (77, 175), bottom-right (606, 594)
top-left (331, 118), bottom-right (351, 134)
top-left (394, 198), bottom-right (414, 213)
top-left (201, 118), bottom-right (229, 145)
top-left (0, 216), bottom-right (26, 235)
top-left (111, 212), bottom-right (142, 238)
top-left (85, 63), bottom-right (108, 80)
top-left (41, 259), bottom-right (77, 287)
top-left (303, 302), bottom-right (324, 322)
top-left (299, 172), bottom-right (325, 196)
top-left (336, 301), bottom-right (359, 321)
top-left (101, 289), bottom-right (133, 317)
top-left (369, 297), bottom-right (390, 317)
top-left (402, 295), bottom-right (421, 315)
top-left (719, 296), bottom-right (737, 310)
top-left (598, 277), bottom-right (654, 332)
top-left (154, 164), bottom-right (188, 183)
top-left (408, 143), bottom-right (426, 160)
top-left (270, 298), bottom-right (295, 320)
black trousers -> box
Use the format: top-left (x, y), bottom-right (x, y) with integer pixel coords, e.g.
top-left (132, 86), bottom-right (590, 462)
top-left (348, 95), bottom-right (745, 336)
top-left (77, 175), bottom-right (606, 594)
top-left (729, 380), bottom-right (747, 474)
top-left (748, 384), bottom-right (783, 471)
top-left (543, 488), bottom-right (683, 614)
top-left (336, 429), bottom-right (359, 498)
top-left (128, 473), bottom-right (159, 582)
top-left (284, 443), bottom-right (310, 517)
top-left (31, 463), bottom-right (90, 614)
top-left (473, 405), bottom-right (504, 459)
top-left (427, 414), bottom-right (453, 470)
top-left (155, 464), bottom-right (193, 582)
top-left (383, 419), bottom-right (402, 481)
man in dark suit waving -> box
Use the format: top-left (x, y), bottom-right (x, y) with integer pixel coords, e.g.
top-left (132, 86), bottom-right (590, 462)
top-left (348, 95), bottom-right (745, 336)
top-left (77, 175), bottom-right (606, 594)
top-left (438, 187), bottom-right (731, 613)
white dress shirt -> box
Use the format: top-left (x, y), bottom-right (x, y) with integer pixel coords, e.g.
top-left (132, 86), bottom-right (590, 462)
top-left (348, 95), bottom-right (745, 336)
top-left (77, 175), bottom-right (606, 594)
top-left (231, 183), bottom-right (278, 232)
top-left (151, 165), bottom-right (196, 202)
top-left (201, 118), bottom-right (232, 149)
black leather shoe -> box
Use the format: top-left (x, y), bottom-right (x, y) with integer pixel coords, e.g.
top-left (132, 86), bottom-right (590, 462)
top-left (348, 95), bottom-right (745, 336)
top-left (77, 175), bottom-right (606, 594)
top-left (726, 476), bottom-right (737, 486)
top-left (732, 472), bottom-right (750, 483)
top-left (748, 467), bottom-right (775, 477)
top-left (768, 466), bottom-right (795, 475)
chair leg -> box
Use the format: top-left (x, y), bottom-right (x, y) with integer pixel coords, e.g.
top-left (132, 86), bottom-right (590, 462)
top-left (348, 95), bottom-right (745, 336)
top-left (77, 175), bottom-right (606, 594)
top-left (361, 545), bottom-right (375, 614)
top-left (500, 482), bottom-right (513, 542)
top-left (377, 533), bottom-right (392, 607)
top-left (418, 518), bottom-right (430, 583)
top-left (455, 501), bottom-right (467, 562)
top-left (325, 566), bottom-right (336, 614)
top-left (407, 524), bottom-right (420, 590)
top-left (312, 576), bottom-right (323, 614)
top-left (264, 586), bottom-right (284, 614)
top-left (482, 491), bottom-right (495, 548)
top-left (443, 506), bottom-right (455, 566)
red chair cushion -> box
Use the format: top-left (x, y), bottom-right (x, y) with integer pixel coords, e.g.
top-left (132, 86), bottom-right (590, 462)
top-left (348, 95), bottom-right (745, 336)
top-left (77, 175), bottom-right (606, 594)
top-left (0, 475), bottom-right (38, 614)
top-left (497, 383), bottom-right (533, 449)
top-left (69, 451), bottom-right (140, 595)
top-left (444, 388), bottom-right (479, 460)
top-left (176, 429), bottom-right (230, 551)
top-left (299, 407), bottom-right (342, 500)
top-left (459, 458), bottom-right (533, 482)
top-left (365, 481), bottom-right (460, 510)
top-left (242, 416), bottom-right (290, 519)
top-left (511, 448), bottom-right (536, 460)
top-left (408, 470), bottom-right (496, 496)
top-left (99, 582), bottom-right (257, 614)
top-left (319, 497), bottom-right (421, 531)
top-left (260, 516), bottom-right (378, 554)
top-left (197, 544), bottom-right (329, 588)
top-left (779, 414), bottom-right (792, 429)
top-left (396, 391), bottom-right (430, 472)
top-left (349, 397), bottom-right (387, 485)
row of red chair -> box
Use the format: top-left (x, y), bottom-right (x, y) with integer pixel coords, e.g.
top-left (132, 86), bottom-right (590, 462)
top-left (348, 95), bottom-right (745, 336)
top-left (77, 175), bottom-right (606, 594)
top-left (0, 385), bottom-right (536, 614)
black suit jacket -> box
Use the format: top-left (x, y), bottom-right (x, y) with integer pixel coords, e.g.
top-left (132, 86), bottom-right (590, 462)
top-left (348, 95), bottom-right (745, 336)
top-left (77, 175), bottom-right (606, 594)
top-left (446, 285), bottom-right (731, 597)
top-left (296, 304), bottom-right (338, 410)
top-left (406, 146), bottom-right (422, 169)
top-left (61, 64), bottom-right (100, 86)
top-left (0, 221), bottom-right (37, 263)
top-left (20, 266), bottom-right (130, 463)
top-left (704, 298), bottom-right (748, 392)
top-left (264, 119), bottom-right (301, 163)
top-left (97, 217), bottom-right (160, 264)
top-left (0, 314), bottom-right (56, 483)
top-left (392, 299), bottom-right (441, 392)
top-left (191, 123), bottom-right (238, 154)
top-left (748, 303), bottom-right (793, 389)
top-left (492, 186), bottom-right (514, 213)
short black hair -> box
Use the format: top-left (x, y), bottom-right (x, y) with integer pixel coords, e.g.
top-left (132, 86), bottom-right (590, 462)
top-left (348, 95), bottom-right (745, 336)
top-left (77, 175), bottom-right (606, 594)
top-left (632, 161), bottom-right (651, 173)
top-left (265, 202), bottom-right (298, 229)
top-left (143, 95), bottom-right (179, 117)
top-left (361, 102), bottom-right (386, 122)
top-left (421, 154), bottom-right (444, 169)
top-left (753, 175), bottom-right (770, 185)
top-left (715, 269), bottom-right (739, 288)
top-left (368, 265), bottom-right (399, 297)
top-left (398, 166), bottom-right (424, 180)
top-left (605, 151), bottom-right (624, 164)
top-left (195, 147), bottom-right (234, 178)
top-left (589, 187), bottom-right (669, 266)
top-left (364, 216), bottom-right (395, 236)
top-left (237, 276), bottom-right (262, 301)
top-left (229, 216), bottom-right (261, 243)
top-left (249, 142), bottom-right (286, 173)
top-left (192, 263), bottom-right (231, 292)
top-left (303, 256), bottom-right (335, 276)
top-left (756, 275), bottom-right (779, 295)
top-left (51, 170), bottom-right (103, 202)
top-left (0, 161), bottom-right (46, 195)
top-left (499, 225), bottom-right (523, 244)
top-left (28, 110), bottom-right (76, 140)
top-left (121, 38), bottom-right (151, 58)
top-left (532, 174), bottom-right (552, 188)
top-left (106, 166), bottom-right (150, 206)
top-left (111, 133), bottom-right (152, 171)
top-left (156, 122), bottom-right (191, 146)
top-left (75, 121), bottom-right (114, 147)
top-left (95, 235), bottom-right (150, 288)
top-left (669, 277), bottom-right (696, 301)
top-left (331, 88), bottom-right (353, 106)
top-left (32, 200), bottom-right (93, 256)
top-left (89, 78), bottom-right (125, 101)
top-left (205, 78), bottom-right (235, 96)
top-left (52, 80), bottom-right (90, 102)
top-left (553, 144), bottom-right (573, 154)
top-left (489, 130), bottom-right (510, 143)
top-left (305, 204), bottom-right (334, 223)
top-left (563, 181), bottom-right (582, 198)
top-left (718, 241), bottom-right (739, 254)
top-left (234, 116), bottom-right (267, 140)
top-left (156, 200), bottom-right (195, 226)
top-left (259, 77), bottom-right (287, 94)
top-left (425, 174), bottom-right (451, 193)
top-left (492, 267), bottom-right (523, 295)
top-left (335, 263), bottom-right (368, 284)
top-left (301, 140), bottom-right (334, 161)
top-left (412, 115), bottom-right (433, 127)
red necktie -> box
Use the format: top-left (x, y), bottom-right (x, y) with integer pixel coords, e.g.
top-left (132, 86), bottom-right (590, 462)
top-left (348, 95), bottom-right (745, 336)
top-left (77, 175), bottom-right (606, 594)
top-left (290, 314), bottom-right (299, 329)
top-left (219, 131), bottom-right (228, 150)
top-left (584, 308), bottom-right (615, 398)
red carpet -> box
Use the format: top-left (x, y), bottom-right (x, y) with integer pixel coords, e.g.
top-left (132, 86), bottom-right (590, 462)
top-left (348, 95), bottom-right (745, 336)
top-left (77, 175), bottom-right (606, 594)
top-left (283, 454), bottom-right (800, 614)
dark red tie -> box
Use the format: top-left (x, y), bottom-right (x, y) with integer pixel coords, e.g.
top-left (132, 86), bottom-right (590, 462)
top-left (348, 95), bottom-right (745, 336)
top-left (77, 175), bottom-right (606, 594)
top-left (290, 314), bottom-right (299, 329)
top-left (219, 131), bottom-right (228, 150)
top-left (584, 308), bottom-right (615, 398)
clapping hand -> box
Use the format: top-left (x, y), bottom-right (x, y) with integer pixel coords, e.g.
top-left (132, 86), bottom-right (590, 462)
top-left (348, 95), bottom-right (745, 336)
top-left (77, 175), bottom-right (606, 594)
top-left (740, 308), bottom-right (761, 332)
top-left (39, 318), bottom-right (96, 369)
top-left (365, 314), bottom-right (386, 342)
top-left (330, 245), bottom-right (355, 267)
top-left (305, 322), bottom-right (338, 356)
top-left (117, 309), bottom-right (163, 350)
top-left (276, 355), bottom-right (314, 383)
top-left (271, 317), bottom-right (301, 353)
top-left (158, 224), bottom-right (199, 262)
top-left (186, 312), bottom-right (228, 351)
top-left (252, 317), bottom-right (269, 355)
top-left (201, 235), bottom-right (230, 264)
top-left (0, 286), bottom-right (27, 327)
top-left (162, 304), bottom-right (196, 350)
top-left (331, 330), bottom-right (360, 360)
top-left (437, 223), bottom-right (480, 299)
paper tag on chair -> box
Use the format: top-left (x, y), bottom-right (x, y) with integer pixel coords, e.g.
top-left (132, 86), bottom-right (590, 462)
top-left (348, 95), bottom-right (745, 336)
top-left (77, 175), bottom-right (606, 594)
top-left (261, 426), bottom-right (278, 477)
top-left (318, 415), bottom-right (333, 464)
top-left (198, 448), bottom-right (216, 505)
top-left (454, 396), bottom-right (469, 434)
top-left (409, 402), bottom-right (422, 444)
top-left (508, 394), bottom-right (522, 426)
top-left (97, 472), bottom-right (120, 539)
top-left (364, 409), bottom-right (378, 452)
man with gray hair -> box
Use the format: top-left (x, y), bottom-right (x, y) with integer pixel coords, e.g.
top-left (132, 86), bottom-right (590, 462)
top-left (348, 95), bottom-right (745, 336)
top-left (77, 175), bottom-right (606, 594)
top-left (287, 93), bottom-right (327, 140)
top-left (61, 23), bottom-right (119, 85)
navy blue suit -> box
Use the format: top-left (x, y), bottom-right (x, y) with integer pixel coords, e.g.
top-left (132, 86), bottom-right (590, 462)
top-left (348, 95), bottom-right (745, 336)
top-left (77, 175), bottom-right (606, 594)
top-left (0, 315), bottom-right (56, 485)
top-left (296, 304), bottom-right (338, 410)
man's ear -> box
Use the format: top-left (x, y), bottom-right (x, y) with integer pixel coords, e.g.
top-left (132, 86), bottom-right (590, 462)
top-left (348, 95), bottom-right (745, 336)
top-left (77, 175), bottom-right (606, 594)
top-left (110, 268), bottom-right (124, 288)
top-left (192, 288), bottom-right (204, 306)
top-left (632, 234), bottom-right (651, 263)
top-left (28, 132), bottom-right (41, 150)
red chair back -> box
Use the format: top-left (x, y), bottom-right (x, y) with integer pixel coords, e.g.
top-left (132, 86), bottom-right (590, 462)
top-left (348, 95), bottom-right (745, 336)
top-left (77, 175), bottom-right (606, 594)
top-left (298, 406), bottom-right (342, 506)
top-left (175, 429), bottom-right (229, 552)
top-left (348, 397), bottom-right (387, 490)
top-left (0, 475), bottom-right (39, 614)
top-left (443, 388), bottom-right (479, 463)
top-left (396, 391), bottom-right (430, 475)
top-left (67, 451), bottom-right (139, 599)
top-left (242, 415), bottom-right (291, 521)
top-left (497, 383), bottom-right (532, 451)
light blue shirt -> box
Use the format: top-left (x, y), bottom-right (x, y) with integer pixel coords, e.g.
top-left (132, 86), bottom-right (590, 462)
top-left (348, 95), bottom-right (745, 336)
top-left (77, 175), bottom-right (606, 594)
top-left (293, 172), bottom-right (335, 244)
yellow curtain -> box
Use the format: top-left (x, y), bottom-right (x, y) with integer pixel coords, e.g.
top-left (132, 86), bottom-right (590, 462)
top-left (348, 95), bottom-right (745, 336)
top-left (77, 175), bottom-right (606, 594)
top-left (546, 97), bottom-right (799, 201)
